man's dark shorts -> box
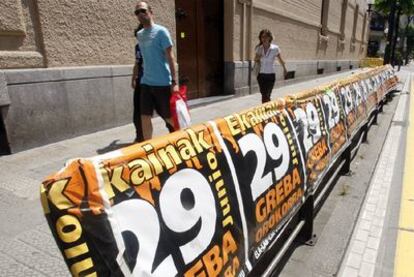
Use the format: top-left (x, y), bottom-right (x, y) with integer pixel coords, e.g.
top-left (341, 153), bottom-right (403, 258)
top-left (140, 84), bottom-right (171, 118)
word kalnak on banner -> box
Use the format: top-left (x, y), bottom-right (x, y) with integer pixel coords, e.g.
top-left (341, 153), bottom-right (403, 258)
top-left (40, 66), bottom-right (398, 276)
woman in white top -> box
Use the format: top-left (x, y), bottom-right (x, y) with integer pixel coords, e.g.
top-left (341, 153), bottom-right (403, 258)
top-left (254, 29), bottom-right (287, 103)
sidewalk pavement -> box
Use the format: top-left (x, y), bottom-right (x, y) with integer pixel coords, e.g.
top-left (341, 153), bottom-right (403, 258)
top-left (338, 66), bottom-right (414, 277)
top-left (0, 68), bottom-right (394, 276)
top-left (277, 68), bottom-right (409, 277)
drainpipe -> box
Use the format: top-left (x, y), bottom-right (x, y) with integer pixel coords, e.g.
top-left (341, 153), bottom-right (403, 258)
top-left (241, 1), bottom-right (246, 61)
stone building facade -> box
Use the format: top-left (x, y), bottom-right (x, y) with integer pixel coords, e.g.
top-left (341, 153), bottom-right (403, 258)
top-left (224, 0), bottom-right (370, 95)
top-left (0, 0), bottom-right (370, 153)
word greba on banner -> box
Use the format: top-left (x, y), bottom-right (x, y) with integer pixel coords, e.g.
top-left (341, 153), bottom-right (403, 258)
top-left (40, 65), bottom-right (398, 276)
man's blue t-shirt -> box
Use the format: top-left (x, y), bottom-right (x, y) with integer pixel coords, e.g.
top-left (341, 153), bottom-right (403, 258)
top-left (137, 24), bottom-right (173, 86)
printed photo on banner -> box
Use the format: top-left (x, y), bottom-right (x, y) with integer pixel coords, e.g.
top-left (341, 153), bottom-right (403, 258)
top-left (351, 81), bottom-right (368, 127)
top-left (373, 75), bottom-right (383, 100)
top-left (320, 87), bottom-right (348, 162)
top-left (339, 84), bottom-right (359, 137)
top-left (363, 78), bottom-right (378, 114)
top-left (285, 97), bottom-right (330, 187)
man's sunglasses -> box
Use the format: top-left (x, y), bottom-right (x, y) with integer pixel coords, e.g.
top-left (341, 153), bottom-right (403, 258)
top-left (134, 8), bottom-right (147, 15)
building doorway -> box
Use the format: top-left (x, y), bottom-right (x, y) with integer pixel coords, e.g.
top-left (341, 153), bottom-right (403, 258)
top-left (0, 111), bottom-right (10, 155)
top-left (175, 0), bottom-right (224, 99)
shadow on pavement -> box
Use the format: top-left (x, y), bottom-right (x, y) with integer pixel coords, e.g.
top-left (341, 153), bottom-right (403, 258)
top-left (96, 139), bottom-right (134, 155)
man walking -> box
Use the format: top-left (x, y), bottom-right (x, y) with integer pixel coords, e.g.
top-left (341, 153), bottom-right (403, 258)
top-left (134, 1), bottom-right (178, 140)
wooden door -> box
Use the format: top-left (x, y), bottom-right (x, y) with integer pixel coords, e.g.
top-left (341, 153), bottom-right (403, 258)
top-left (175, 0), bottom-right (199, 99)
top-left (199, 0), bottom-right (223, 97)
top-left (175, 0), bottom-right (223, 99)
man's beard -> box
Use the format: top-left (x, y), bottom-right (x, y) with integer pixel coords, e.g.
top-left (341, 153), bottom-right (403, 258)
top-left (139, 17), bottom-right (150, 25)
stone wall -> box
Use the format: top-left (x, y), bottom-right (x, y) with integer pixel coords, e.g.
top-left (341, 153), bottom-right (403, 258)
top-left (1, 0), bottom-right (369, 70)
top-left (223, 0), bottom-right (369, 95)
top-left (0, 66), bottom-right (133, 153)
top-left (0, 0), bottom-right (45, 68)
top-left (0, 0), bottom-right (176, 153)
top-left (0, 0), bottom-right (175, 69)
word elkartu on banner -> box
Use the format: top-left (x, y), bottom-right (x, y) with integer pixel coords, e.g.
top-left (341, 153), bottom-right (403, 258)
top-left (40, 65), bottom-right (398, 277)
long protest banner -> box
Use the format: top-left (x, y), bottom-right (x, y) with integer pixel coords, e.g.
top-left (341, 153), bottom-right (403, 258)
top-left (40, 65), bottom-right (398, 276)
